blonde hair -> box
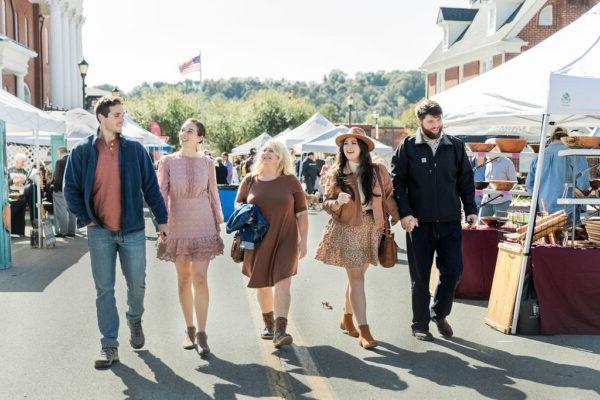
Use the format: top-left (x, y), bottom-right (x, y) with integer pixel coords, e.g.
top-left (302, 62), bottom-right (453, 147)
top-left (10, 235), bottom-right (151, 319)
top-left (252, 139), bottom-right (295, 176)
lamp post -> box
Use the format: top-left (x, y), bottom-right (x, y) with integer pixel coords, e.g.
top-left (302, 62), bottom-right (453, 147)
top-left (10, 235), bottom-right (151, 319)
top-left (111, 87), bottom-right (121, 98)
top-left (346, 95), bottom-right (354, 126)
top-left (77, 59), bottom-right (89, 109)
top-left (373, 110), bottom-right (380, 140)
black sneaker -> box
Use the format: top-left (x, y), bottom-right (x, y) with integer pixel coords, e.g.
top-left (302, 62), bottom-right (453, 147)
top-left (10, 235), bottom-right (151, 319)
top-left (412, 329), bottom-right (434, 342)
top-left (94, 347), bottom-right (119, 369)
top-left (128, 320), bottom-right (145, 349)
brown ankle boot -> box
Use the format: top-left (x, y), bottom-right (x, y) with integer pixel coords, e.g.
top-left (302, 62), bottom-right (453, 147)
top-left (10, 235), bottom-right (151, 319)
top-left (183, 326), bottom-right (196, 350)
top-left (358, 324), bottom-right (377, 349)
top-left (261, 312), bottom-right (274, 340)
top-left (273, 317), bottom-right (293, 348)
top-left (196, 332), bottom-right (210, 356)
top-left (340, 313), bottom-right (359, 337)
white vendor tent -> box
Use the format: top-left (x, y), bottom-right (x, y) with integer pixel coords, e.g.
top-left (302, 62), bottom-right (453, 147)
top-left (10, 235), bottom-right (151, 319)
top-left (432, 4), bottom-right (600, 130)
top-left (437, 4), bottom-right (600, 335)
top-left (274, 112), bottom-right (336, 149)
top-left (0, 89), bottom-right (65, 133)
top-left (231, 132), bottom-right (272, 156)
top-left (294, 126), bottom-right (394, 156)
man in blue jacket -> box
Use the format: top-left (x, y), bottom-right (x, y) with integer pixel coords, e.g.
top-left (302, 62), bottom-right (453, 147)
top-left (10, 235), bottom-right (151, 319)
top-left (392, 99), bottom-right (477, 342)
top-left (64, 96), bottom-right (168, 369)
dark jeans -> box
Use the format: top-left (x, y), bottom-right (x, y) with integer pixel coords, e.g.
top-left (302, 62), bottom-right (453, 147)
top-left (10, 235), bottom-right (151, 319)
top-left (406, 221), bottom-right (463, 331)
top-left (305, 177), bottom-right (317, 194)
top-left (9, 197), bottom-right (26, 235)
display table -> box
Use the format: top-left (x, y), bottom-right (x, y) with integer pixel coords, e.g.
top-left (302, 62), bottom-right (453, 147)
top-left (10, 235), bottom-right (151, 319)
top-left (456, 227), bottom-right (503, 299)
top-left (531, 246), bottom-right (600, 335)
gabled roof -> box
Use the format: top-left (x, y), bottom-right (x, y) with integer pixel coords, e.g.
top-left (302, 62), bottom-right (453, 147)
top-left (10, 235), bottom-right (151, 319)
top-left (438, 7), bottom-right (478, 22)
top-left (422, 0), bottom-right (543, 70)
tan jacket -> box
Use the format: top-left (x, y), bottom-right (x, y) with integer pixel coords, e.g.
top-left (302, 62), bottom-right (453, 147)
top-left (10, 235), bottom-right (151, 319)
top-left (322, 163), bottom-right (400, 229)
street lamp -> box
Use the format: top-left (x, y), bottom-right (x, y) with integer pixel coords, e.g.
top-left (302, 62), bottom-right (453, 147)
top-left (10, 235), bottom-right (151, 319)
top-left (78, 59), bottom-right (89, 109)
top-left (346, 95), bottom-right (354, 126)
top-left (111, 87), bottom-right (121, 97)
top-left (373, 110), bottom-right (380, 140)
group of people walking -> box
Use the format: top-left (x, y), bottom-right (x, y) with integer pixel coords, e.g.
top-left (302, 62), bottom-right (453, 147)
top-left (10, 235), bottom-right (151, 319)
top-left (63, 95), bottom-right (476, 369)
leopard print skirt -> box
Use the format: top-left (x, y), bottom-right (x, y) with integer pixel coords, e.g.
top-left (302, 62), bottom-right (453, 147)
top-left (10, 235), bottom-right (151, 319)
top-left (315, 211), bottom-right (382, 269)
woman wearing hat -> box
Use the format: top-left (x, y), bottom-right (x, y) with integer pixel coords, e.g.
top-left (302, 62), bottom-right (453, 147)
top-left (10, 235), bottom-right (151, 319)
top-left (315, 127), bottom-right (399, 349)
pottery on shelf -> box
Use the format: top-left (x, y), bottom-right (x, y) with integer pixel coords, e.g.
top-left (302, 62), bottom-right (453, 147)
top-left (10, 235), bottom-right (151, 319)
top-left (466, 143), bottom-right (496, 153)
top-left (494, 138), bottom-right (527, 153)
top-left (488, 180), bottom-right (517, 191)
top-left (561, 136), bottom-right (600, 149)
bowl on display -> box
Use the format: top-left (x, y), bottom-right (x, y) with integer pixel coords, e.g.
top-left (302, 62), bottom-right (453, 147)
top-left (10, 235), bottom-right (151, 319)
top-left (494, 138), bottom-right (527, 153)
top-left (528, 144), bottom-right (541, 153)
top-left (466, 143), bottom-right (496, 153)
top-left (475, 181), bottom-right (490, 190)
top-left (480, 217), bottom-right (508, 228)
top-left (561, 136), bottom-right (600, 149)
top-left (488, 180), bottom-right (517, 191)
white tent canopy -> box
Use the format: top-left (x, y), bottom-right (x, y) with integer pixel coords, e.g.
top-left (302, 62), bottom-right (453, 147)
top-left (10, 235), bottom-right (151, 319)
top-left (274, 112), bottom-right (336, 149)
top-left (432, 4), bottom-right (600, 130)
top-left (231, 132), bottom-right (272, 156)
top-left (0, 89), bottom-right (65, 133)
top-left (294, 126), bottom-right (394, 156)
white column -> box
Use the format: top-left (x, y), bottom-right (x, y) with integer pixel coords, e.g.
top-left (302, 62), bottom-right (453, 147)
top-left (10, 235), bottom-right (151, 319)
top-left (76, 15), bottom-right (84, 107)
top-left (16, 74), bottom-right (25, 100)
top-left (48, 0), bottom-right (64, 108)
top-left (69, 9), bottom-right (78, 108)
top-left (61, 2), bottom-right (72, 108)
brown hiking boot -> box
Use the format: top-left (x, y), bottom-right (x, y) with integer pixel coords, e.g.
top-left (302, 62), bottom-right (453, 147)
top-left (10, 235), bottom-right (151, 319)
top-left (196, 332), bottom-right (210, 356)
top-left (273, 317), bottom-right (293, 348)
top-left (340, 313), bottom-right (359, 337)
top-left (183, 326), bottom-right (196, 350)
top-left (434, 318), bottom-right (454, 338)
top-left (358, 325), bottom-right (377, 349)
top-left (261, 311), bottom-right (274, 340)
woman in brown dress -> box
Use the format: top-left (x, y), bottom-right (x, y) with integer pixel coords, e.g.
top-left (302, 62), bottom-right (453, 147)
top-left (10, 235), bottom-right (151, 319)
top-left (157, 119), bottom-right (224, 355)
top-left (236, 139), bottom-right (308, 348)
top-left (315, 127), bottom-right (399, 349)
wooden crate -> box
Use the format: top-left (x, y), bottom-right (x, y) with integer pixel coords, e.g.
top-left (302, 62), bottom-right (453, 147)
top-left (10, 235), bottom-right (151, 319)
top-left (484, 242), bottom-right (524, 334)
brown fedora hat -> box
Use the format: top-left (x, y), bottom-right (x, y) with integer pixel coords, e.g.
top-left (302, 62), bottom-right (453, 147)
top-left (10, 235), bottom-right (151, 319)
top-left (335, 127), bottom-right (375, 152)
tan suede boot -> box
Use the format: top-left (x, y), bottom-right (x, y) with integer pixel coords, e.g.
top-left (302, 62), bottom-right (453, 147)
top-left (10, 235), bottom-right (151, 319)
top-left (358, 324), bottom-right (377, 349)
top-left (273, 317), bottom-right (293, 348)
top-left (261, 312), bottom-right (274, 340)
top-left (183, 326), bottom-right (196, 350)
top-left (340, 314), bottom-right (359, 337)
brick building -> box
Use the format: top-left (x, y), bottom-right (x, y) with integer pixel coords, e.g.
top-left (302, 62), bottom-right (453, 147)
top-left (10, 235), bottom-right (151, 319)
top-left (0, 0), bottom-right (84, 109)
top-left (422, 0), bottom-right (599, 97)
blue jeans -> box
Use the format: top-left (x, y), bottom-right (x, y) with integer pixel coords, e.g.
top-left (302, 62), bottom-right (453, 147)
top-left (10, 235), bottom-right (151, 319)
top-left (87, 226), bottom-right (146, 349)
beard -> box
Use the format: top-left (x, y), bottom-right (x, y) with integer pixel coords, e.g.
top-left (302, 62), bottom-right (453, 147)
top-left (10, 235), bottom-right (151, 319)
top-left (421, 125), bottom-right (443, 140)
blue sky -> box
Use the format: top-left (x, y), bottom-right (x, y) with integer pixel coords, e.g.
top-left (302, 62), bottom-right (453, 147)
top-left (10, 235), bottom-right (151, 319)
top-left (82, 0), bottom-right (466, 90)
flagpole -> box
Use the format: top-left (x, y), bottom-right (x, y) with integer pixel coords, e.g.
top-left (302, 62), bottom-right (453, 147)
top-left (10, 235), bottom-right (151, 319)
top-left (198, 50), bottom-right (202, 119)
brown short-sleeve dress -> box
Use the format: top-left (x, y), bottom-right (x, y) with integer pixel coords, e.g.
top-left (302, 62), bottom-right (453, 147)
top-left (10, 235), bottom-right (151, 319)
top-left (236, 174), bottom-right (307, 288)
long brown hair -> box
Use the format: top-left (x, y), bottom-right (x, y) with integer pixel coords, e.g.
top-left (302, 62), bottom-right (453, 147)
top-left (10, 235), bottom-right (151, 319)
top-left (335, 139), bottom-right (378, 205)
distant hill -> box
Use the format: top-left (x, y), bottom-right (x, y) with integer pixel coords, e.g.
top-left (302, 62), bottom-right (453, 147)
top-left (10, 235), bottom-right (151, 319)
top-left (126, 69), bottom-right (425, 123)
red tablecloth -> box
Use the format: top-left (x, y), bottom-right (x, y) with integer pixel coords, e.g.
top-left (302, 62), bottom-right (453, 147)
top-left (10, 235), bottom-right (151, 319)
top-left (531, 246), bottom-right (600, 335)
top-left (457, 227), bottom-right (503, 299)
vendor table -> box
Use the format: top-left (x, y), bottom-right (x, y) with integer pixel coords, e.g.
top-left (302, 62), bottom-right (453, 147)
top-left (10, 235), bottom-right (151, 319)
top-left (456, 227), bottom-right (503, 299)
top-left (531, 246), bottom-right (600, 335)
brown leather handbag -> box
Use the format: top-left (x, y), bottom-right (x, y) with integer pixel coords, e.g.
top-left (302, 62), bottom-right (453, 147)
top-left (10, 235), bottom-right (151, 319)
top-left (231, 232), bottom-right (244, 263)
top-left (375, 169), bottom-right (397, 268)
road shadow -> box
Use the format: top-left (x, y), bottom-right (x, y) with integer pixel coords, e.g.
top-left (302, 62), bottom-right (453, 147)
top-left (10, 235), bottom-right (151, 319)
top-left (364, 341), bottom-right (525, 400)
top-left (0, 236), bottom-right (88, 292)
top-left (197, 352), bottom-right (314, 399)
top-left (111, 350), bottom-right (210, 400)
top-left (279, 344), bottom-right (407, 392)
top-left (518, 334), bottom-right (600, 356)
top-left (437, 337), bottom-right (600, 396)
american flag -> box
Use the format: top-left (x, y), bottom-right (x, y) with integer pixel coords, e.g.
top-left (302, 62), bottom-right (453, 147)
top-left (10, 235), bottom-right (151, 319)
top-left (178, 55), bottom-right (201, 75)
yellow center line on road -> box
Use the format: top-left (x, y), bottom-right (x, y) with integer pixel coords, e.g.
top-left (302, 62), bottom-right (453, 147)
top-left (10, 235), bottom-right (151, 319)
top-left (245, 287), bottom-right (336, 400)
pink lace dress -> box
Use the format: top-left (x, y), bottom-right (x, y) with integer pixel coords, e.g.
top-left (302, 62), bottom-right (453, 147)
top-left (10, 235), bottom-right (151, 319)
top-left (156, 154), bottom-right (224, 262)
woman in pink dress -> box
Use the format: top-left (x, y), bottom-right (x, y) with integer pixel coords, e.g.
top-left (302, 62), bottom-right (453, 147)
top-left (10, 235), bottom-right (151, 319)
top-left (157, 119), bottom-right (224, 355)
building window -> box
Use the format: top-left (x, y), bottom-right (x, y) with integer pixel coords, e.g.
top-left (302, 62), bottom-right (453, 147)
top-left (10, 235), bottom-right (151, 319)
top-left (480, 58), bottom-right (493, 74)
top-left (24, 17), bottom-right (28, 47)
top-left (539, 5), bottom-right (553, 26)
top-left (14, 13), bottom-right (18, 42)
top-left (1, 0), bottom-right (6, 35)
top-left (436, 72), bottom-right (443, 94)
top-left (24, 83), bottom-right (31, 104)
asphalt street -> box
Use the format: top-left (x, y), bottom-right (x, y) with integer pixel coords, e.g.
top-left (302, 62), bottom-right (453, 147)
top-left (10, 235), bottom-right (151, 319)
top-left (1, 211), bottom-right (599, 399)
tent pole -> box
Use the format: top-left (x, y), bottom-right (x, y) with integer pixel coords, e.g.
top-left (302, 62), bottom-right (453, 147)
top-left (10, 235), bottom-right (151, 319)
top-left (510, 113), bottom-right (551, 334)
top-left (34, 129), bottom-right (42, 248)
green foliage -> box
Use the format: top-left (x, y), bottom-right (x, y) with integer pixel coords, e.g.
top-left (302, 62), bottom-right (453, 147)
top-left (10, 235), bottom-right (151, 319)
top-left (399, 104), bottom-right (419, 133)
